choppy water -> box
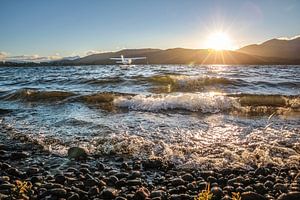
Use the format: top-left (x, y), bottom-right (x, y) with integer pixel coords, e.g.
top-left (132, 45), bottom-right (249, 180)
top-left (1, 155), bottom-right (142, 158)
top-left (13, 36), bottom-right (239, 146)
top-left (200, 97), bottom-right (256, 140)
top-left (0, 65), bottom-right (299, 168)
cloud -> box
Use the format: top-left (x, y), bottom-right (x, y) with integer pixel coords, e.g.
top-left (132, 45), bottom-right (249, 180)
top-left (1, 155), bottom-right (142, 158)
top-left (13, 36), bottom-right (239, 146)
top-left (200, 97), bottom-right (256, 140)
top-left (0, 52), bottom-right (8, 61)
top-left (1, 50), bottom-right (96, 63)
top-left (6, 54), bottom-right (60, 63)
top-left (85, 50), bottom-right (103, 56)
top-left (2, 52), bottom-right (83, 63)
top-left (277, 35), bottom-right (300, 40)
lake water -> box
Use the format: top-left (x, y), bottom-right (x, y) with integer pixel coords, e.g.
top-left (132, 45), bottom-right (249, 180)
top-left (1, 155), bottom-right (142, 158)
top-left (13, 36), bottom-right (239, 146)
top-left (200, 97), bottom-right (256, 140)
top-left (0, 65), bottom-right (299, 169)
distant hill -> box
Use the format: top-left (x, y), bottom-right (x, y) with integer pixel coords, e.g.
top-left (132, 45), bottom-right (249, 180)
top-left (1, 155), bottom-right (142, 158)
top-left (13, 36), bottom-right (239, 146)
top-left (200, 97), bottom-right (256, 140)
top-left (238, 37), bottom-right (300, 59)
top-left (71, 47), bottom-right (299, 65)
top-left (76, 48), bottom-right (160, 64)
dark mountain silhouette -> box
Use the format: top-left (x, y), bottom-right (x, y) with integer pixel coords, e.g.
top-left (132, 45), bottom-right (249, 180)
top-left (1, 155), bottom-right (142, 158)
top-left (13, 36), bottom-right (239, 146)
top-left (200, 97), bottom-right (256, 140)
top-left (238, 36), bottom-right (300, 59)
top-left (71, 47), bottom-right (300, 65)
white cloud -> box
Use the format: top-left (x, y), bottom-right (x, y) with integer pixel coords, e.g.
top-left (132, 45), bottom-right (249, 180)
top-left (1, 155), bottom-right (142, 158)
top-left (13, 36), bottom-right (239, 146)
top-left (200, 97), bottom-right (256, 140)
top-left (1, 50), bottom-right (103, 63)
top-left (277, 35), bottom-right (300, 40)
top-left (3, 54), bottom-right (65, 63)
top-left (85, 50), bottom-right (103, 56)
top-left (0, 52), bottom-right (8, 61)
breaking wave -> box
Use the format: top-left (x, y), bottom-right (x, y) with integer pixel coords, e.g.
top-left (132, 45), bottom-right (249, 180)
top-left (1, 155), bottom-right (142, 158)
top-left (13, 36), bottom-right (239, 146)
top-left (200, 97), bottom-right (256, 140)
top-left (1, 89), bottom-right (299, 114)
top-left (114, 93), bottom-right (236, 113)
top-left (1, 89), bottom-right (76, 102)
top-left (2, 121), bottom-right (299, 169)
top-left (113, 93), bottom-right (300, 114)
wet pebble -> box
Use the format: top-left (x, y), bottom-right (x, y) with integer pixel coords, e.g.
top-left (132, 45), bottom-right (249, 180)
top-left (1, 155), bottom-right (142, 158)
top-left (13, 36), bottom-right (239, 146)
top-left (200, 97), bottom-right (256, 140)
top-left (277, 192), bottom-right (300, 200)
top-left (101, 187), bottom-right (118, 199)
top-left (49, 188), bottom-right (67, 197)
top-left (171, 178), bottom-right (185, 187)
top-left (182, 173), bottom-right (194, 182)
top-left (10, 151), bottom-right (29, 160)
top-left (88, 186), bottom-right (100, 196)
top-left (133, 187), bottom-right (150, 199)
top-left (241, 191), bottom-right (267, 200)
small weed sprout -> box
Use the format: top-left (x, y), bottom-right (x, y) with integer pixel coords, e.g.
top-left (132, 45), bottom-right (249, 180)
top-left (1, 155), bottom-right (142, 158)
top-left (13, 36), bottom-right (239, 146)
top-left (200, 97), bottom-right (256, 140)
top-left (195, 183), bottom-right (213, 200)
top-left (12, 180), bottom-right (32, 198)
top-left (232, 192), bottom-right (242, 200)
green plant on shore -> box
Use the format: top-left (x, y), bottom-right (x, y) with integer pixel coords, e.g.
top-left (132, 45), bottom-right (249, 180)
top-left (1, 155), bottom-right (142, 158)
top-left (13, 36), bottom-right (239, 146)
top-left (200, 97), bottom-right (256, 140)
top-left (232, 192), bottom-right (241, 200)
top-left (12, 180), bottom-right (32, 199)
top-left (195, 183), bottom-right (213, 200)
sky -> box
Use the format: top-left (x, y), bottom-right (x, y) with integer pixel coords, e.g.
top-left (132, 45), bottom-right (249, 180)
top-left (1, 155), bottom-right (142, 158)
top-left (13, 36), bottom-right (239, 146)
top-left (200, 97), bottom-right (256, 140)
top-left (0, 0), bottom-right (300, 61)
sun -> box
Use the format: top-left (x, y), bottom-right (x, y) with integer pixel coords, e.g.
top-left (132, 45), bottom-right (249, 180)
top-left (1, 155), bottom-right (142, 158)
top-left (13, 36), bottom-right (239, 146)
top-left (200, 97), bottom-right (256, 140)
top-left (206, 32), bottom-right (234, 50)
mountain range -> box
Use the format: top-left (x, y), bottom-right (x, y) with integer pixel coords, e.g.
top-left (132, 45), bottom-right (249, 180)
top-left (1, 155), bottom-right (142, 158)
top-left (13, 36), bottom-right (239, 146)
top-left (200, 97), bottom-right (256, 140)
top-left (1, 36), bottom-right (300, 66)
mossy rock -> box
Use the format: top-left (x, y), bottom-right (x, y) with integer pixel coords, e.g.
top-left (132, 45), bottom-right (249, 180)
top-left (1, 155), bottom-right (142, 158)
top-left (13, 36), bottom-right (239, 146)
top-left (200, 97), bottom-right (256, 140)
top-left (67, 147), bottom-right (88, 160)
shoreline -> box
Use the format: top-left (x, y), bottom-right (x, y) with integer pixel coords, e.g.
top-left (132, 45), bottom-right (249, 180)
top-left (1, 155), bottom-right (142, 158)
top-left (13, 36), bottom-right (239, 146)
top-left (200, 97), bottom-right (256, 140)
top-left (1, 126), bottom-right (300, 200)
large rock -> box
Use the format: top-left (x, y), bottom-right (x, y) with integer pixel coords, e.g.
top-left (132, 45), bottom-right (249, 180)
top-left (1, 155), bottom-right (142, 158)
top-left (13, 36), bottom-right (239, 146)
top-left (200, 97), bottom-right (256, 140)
top-left (67, 147), bottom-right (88, 160)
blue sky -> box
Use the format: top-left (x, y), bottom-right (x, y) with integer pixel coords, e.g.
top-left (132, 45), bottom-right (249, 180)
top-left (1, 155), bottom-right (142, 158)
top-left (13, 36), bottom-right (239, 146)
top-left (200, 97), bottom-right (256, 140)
top-left (0, 0), bottom-right (299, 60)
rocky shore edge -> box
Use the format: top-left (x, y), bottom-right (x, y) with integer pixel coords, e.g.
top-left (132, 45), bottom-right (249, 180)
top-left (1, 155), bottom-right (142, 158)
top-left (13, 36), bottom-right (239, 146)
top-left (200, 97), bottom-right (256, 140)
top-left (0, 127), bottom-right (300, 200)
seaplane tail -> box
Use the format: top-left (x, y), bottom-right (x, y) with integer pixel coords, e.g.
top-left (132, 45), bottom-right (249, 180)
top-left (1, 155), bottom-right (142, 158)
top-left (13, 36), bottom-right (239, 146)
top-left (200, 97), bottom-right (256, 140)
top-left (110, 55), bottom-right (146, 65)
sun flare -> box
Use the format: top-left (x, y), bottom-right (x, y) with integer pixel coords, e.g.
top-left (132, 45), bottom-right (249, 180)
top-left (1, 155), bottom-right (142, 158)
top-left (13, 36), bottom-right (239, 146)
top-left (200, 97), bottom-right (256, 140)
top-left (206, 32), bottom-right (234, 50)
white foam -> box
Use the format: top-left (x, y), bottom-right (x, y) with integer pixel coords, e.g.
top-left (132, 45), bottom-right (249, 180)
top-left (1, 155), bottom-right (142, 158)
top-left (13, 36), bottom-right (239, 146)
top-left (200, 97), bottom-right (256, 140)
top-left (113, 93), bottom-right (237, 113)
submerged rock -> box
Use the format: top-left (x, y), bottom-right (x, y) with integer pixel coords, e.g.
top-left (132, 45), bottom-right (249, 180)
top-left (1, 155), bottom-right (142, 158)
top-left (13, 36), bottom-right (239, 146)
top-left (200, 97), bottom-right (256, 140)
top-left (67, 147), bottom-right (88, 160)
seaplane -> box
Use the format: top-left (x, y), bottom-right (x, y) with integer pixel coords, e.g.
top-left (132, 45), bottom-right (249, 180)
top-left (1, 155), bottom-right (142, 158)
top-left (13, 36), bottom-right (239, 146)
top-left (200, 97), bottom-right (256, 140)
top-left (110, 55), bottom-right (147, 65)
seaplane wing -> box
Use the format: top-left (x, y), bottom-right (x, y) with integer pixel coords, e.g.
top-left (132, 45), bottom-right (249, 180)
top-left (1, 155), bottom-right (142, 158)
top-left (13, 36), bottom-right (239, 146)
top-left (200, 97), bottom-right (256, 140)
top-left (129, 57), bottom-right (147, 60)
top-left (110, 58), bottom-right (123, 60)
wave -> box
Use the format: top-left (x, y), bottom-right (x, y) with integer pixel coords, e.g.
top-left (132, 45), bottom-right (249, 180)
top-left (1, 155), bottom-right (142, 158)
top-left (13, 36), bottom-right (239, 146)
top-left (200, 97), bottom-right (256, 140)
top-left (1, 89), bottom-right (299, 115)
top-left (1, 89), bottom-right (76, 102)
top-left (3, 122), bottom-right (299, 169)
top-left (0, 108), bottom-right (13, 115)
top-left (78, 77), bottom-right (124, 85)
top-left (147, 75), bottom-right (242, 91)
top-left (230, 94), bottom-right (300, 108)
top-left (114, 93), bottom-right (235, 113)
top-left (113, 93), bottom-right (300, 114)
